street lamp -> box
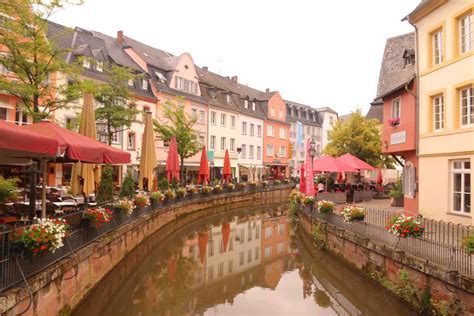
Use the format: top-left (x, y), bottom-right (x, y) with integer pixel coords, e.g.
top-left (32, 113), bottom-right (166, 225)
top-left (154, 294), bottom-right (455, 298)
top-left (310, 137), bottom-right (317, 195)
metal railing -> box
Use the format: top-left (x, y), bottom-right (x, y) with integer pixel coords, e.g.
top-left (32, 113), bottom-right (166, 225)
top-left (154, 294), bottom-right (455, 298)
top-left (0, 183), bottom-right (292, 292)
top-left (304, 203), bottom-right (473, 276)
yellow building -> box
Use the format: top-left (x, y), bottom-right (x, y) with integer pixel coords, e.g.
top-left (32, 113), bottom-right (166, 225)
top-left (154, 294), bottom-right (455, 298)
top-left (407, 0), bottom-right (473, 224)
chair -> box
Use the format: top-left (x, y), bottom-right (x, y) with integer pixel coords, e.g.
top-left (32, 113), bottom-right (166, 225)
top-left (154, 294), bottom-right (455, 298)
top-left (47, 195), bottom-right (62, 203)
top-left (46, 202), bottom-right (61, 215)
top-left (12, 203), bottom-right (29, 215)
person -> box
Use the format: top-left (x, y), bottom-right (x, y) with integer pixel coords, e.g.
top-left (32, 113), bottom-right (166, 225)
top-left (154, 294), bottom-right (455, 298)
top-left (317, 181), bottom-right (324, 193)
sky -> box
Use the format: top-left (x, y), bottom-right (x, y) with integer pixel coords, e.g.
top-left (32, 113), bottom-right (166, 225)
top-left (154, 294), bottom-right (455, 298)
top-left (50, 0), bottom-right (421, 115)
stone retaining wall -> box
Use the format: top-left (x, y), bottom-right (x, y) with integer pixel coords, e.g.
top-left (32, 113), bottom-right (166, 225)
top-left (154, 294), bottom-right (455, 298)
top-left (0, 188), bottom-right (290, 316)
top-left (298, 210), bottom-right (474, 314)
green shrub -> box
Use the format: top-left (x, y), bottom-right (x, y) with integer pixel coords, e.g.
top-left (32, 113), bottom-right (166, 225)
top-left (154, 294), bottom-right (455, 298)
top-left (97, 165), bottom-right (113, 203)
top-left (389, 178), bottom-right (403, 198)
top-left (462, 234), bottom-right (474, 255)
top-left (0, 176), bottom-right (18, 203)
top-left (171, 176), bottom-right (179, 189)
top-left (158, 178), bottom-right (169, 191)
top-left (120, 172), bottom-right (135, 198)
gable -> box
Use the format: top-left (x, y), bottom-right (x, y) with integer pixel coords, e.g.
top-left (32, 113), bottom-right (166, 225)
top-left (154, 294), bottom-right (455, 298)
top-left (169, 53), bottom-right (201, 96)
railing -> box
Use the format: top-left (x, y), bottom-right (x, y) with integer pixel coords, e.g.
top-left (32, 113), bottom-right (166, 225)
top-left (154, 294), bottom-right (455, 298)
top-left (304, 202), bottom-right (473, 276)
top-left (0, 183), bottom-right (292, 292)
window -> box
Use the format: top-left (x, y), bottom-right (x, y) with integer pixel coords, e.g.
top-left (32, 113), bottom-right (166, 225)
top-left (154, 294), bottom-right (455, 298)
top-left (257, 125), bottom-right (262, 137)
top-left (208, 241), bottom-right (214, 257)
top-left (220, 137), bottom-right (226, 151)
top-left (230, 138), bottom-right (235, 151)
top-left (252, 102), bottom-right (256, 111)
top-left (433, 95), bottom-right (444, 131)
top-left (239, 229), bottom-right (245, 242)
top-left (279, 127), bottom-right (286, 139)
top-left (191, 108), bottom-right (197, 119)
top-left (199, 110), bottom-right (205, 123)
top-left (277, 242), bottom-right (284, 254)
top-left (226, 94), bottom-right (231, 103)
top-left (256, 146), bottom-right (261, 160)
top-left (280, 146), bottom-right (286, 157)
top-left (461, 87), bottom-right (473, 126)
top-left (264, 246), bottom-right (271, 258)
top-left (329, 116), bottom-right (334, 125)
top-left (265, 227), bottom-right (272, 239)
top-left (210, 135), bottom-right (216, 150)
top-left (392, 98), bottom-right (401, 119)
top-left (404, 162), bottom-right (416, 198)
top-left (228, 260), bottom-right (233, 273)
top-left (241, 144), bottom-right (246, 158)
top-left (210, 111), bottom-right (216, 124)
top-left (96, 60), bottom-right (103, 72)
top-left (218, 262), bottom-right (224, 277)
top-left (15, 108), bottom-right (28, 125)
top-left (142, 79), bottom-right (148, 90)
top-left (65, 116), bottom-right (78, 131)
top-left (242, 122), bottom-right (247, 135)
top-left (255, 247), bottom-right (260, 261)
top-left (239, 252), bottom-right (245, 266)
top-left (0, 107), bottom-right (7, 120)
top-left (271, 107), bottom-right (275, 116)
top-left (247, 249), bottom-right (252, 263)
top-left (127, 132), bottom-right (135, 150)
top-left (82, 57), bottom-right (90, 69)
top-left (249, 145), bottom-right (254, 159)
top-left (199, 136), bottom-right (205, 145)
top-left (267, 125), bottom-right (274, 137)
top-left (127, 79), bottom-right (134, 86)
top-left (255, 226), bottom-right (260, 239)
top-left (460, 13), bottom-right (473, 54)
top-left (306, 126), bottom-right (311, 135)
top-left (250, 123), bottom-right (254, 136)
top-left (278, 224), bottom-right (285, 236)
top-left (231, 115), bottom-right (236, 128)
top-left (220, 113), bottom-right (226, 126)
top-left (266, 144), bottom-right (274, 156)
top-left (279, 109), bottom-right (283, 118)
top-left (451, 160), bottom-right (470, 213)
top-left (174, 76), bottom-right (198, 95)
top-left (432, 30), bottom-right (443, 65)
top-left (244, 100), bottom-right (248, 109)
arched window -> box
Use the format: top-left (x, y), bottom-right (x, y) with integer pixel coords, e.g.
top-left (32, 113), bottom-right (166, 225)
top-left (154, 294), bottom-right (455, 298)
top-left (403, 161), bottom-right (416, 198)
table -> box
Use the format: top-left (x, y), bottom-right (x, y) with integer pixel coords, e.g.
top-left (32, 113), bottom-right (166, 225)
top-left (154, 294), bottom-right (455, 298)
top-left (6, 200), bottom-right (77, 211)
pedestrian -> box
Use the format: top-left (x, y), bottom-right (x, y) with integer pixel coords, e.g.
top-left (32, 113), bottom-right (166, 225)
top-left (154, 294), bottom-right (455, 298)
top-left (317, 181), bottom-right (324, 193)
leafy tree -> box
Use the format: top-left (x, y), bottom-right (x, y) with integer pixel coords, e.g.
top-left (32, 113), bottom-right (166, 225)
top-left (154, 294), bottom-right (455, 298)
top-left (0, 176), bottom-right (18, 203)
top-left (96, 165), bottom-right (113, 203)
top-left (154, 100), bottom-right (201, 184)
top-left (120, 171), bottom-right (135, 198)
top-left (0, 0), bottom-right (84, 122)
top-left (324, 110), bottom-right (394, 168)
top-left (94, 64), bottom-right (140, 145)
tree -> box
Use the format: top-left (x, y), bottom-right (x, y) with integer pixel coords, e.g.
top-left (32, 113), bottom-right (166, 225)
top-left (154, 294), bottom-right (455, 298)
top-left (96, 165), bottom-right (113, 203)
top-left (120, 171), bottom-right (135, 198)
top-left (94, 64), bottom-right (140, 145)
top-left (324, 110), bottom-right (394, 168)
top-left (0, 0), bottom-right (84, 122)
top-left (153, 100), bottom-right (201, 184)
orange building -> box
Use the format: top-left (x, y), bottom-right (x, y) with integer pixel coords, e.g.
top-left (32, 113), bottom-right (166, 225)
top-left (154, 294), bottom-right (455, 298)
top-left (263, 92), bottom-right (290, 179)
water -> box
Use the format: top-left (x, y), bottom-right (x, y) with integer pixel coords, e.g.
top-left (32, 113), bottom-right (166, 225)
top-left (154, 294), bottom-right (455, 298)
top-left (73, 203), bottom-right (417, 316)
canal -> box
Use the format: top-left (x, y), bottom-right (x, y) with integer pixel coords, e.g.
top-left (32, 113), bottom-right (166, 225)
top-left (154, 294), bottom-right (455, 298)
top-left (72, 203), bottom-right (417, 316)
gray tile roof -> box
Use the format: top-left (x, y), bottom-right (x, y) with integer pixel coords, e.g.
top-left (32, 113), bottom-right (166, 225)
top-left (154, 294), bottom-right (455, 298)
top-left (366, 98), bottom-right (383, 123)
top-left (376, 32), bottom-right (415, 99)
top-left (315, 107), bottom-right (338, 115)
top-left (285, 100), bottom-right (322, 126)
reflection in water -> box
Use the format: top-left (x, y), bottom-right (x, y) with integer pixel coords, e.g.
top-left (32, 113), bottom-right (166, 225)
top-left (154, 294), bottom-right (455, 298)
top-left (73, 204), bottom-right (416, 316)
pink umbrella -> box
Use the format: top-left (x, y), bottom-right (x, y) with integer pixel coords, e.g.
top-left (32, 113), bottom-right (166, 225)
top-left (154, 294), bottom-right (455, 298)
top-left (313, 156), bottom-right (357, 173)
top-left (166, 136), bottom-right (180, 182)
top-left (336, 153), bottom-right (375, 171)
top-left (197, 146), bottom-right (209, 185)
top-left (376, 168), bottom-right (383, 185)
top-left (222, 149), bottom-right (232, 182)
top-left (299, 165), bottom-right (306, 193)
top-left (304, 138), bottom-right (315, 196)
top-left (337, 172), bottom-right (344, 183)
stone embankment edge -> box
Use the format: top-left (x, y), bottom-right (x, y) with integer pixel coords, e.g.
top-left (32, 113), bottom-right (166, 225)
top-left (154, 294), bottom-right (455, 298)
top-left (0, 188), bottom-right (291, 316)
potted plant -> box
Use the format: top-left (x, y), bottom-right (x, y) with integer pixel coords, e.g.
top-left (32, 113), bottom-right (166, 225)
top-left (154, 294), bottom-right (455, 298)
top-left (115, 199), bottom-right (134, 216)
top-left (226, 183), bottom-right (235, 191)
top-left (317, 200), bottom-right (334, 214)
top-left (341, 206), bottom-right (365, 223)
top-left (303, 196), bottom-right (316, 207)
top-left (274, 179), bottom-right (282, 185)
top-left (164, 189), bottom-right (176, 201)
top-left (237, 182), bottom-right (246, 190)
top-left (289, 189), bottom-right (305, 204)
top-left (261, 180), bottom-right (269, 188)
top-left (283, 178), bottom-right (291, 184)
top-left (213, 185), bottom-right (223, 193)
top-left (389, 179), bottom-right (404, 206)
top-left (201, 185), bottom-right (212, 195)
top-left (83, 207), bottom-right (113, 228)
top-left (0, 176), bottom-right (18, 203)
top-left (462, 235), bottom-right (474, 255)
top-left (176, 187), bottom-right (187, 199)
top-left (150, 191), bottom-right (165, 207)
top-left (386, 214), bottom-right (424, 238)
top-left (134, 193), bottom-right (150, 208)
top-left (11, 218), bottom-right (69, 254)
top-left (249, 181), bottom-right (257, 189)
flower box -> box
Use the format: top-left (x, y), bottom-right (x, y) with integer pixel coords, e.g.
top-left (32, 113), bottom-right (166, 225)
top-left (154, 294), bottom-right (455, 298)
top-left (388, 117), bottom-right (400, 127)
top-left (134, 193), bottom-right (150, 208)
top-left (386, 214), bottom-right (424, 238)
top-left (317, 200), bottom-right (334, 214)
top-left (341, 206), bottom-right (365, 223)
top-left (83, 207), bottom-right (113, 228)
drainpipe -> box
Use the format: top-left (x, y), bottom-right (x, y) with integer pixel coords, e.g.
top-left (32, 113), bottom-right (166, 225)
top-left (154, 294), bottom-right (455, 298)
top-left (407, 19), bottom-right (420, 156)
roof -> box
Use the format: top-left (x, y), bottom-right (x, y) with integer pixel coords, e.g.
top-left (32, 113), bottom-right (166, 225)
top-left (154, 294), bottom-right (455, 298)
top-left (375, 32), bottom-right (415, 99)
top-left (121, 35), bottom-right (175, 71)
top-left (315, 107), bottom-right (338, 115)
top-left (365, 100), bottom-right (383, 123)
top-left (285, 100), bottom-right (322, 126)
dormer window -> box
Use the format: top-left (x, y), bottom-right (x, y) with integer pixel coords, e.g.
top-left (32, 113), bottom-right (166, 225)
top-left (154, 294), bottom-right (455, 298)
top-left (291, 108), bottom-right (295, 117)
top-left (128, 79), bottom-right (134, 87)
top-left (252, 102), bottom-right (256, 111)
top-left (154, 71), bottom-right (167, 83)
top-left (226, 94), bottom-right (230, 103)
top-left (96, 60), bottom-right (103, 72)
top-left (297, 111), bottom-right (301, 119)
top-left (174, 76), bottom-right (198, 95)
top-left (305, 112), bottom-right (309, 120)
top-left (404, 54), bottom-right (415, 67)
top-left (244, 100), bottom-right (248, 109)
top-left (82, 57), bottom-right (91, 69)
top-left (142, 79), bottom-right (148, 90)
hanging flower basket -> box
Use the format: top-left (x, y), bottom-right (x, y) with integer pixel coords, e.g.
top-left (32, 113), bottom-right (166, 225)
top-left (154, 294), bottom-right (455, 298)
top-left (386, 214), bottom-right (424, 238)
top-left (341, 206), bottom-right (365, 223)
top-left (226, 183), bottom-right (235, 190)
top-left (261, 180), bottom-right (269, 187)
top-left (83, 207), bottom-right (113, 228)
top-left (317, 200), bottom-right (334, 214)
top-left (289, 189), bottom-right (305, 204)
top-left (115, 199), bottom-right (134, 216)
top-left (202, 186), bottom-right (212, 195)
top-left (388, 118), bottom-right (400, 127)
top-left (303, 196), bottom-right (316, 206)
top-left (213, 185), bottom-right (223, 193)
top-left (134, 193), bottom-right (150, 208)
top-left (150, 191), bottom-right (165, 203)
top-left (164, 189), bottom-right (176, 201)
top-left (10, 218), bottom-right (70, 254)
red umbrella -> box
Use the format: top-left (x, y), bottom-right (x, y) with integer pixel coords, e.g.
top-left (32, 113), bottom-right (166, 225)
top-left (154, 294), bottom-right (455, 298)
top-left (166, 136), bottom-right (180, 182)
top-left (336, 153), bottom-right (375, 171)
top-left (299, 165), bottom-right (306, 193)
top-left (21, 121), bottom-right (130, 164)
top-left (222, 221), bottom-right (230, 251)
top-left (198, 231), bottom-right (209, 264)
top-left (197, 146), bottom-right (209, 185)
top-left (222, 149), bottom-right (232, 182)
top-left (337, 172), bottom-right (344, 183)
top-left (0, 120), bottom-right (59, 158)
top-left (313, 156), bottom-right (357, 173)
top-left (376, 168), bottom-right (383, 185)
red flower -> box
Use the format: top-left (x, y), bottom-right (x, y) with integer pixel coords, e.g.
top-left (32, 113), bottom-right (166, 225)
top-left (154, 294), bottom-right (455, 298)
top-left (33, 248), bottom-right (39, 253)
top-left (36, 237), bottom-right (41, 242)
top-left (40, 245), bottom-right (47, 250)
top-left (400, 233), bottom-right (405, 238)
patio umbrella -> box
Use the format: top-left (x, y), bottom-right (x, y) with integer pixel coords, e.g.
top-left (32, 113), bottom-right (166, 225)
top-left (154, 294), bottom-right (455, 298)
top-left (139, 112), bottom-right (157, 191)
top-left (376, 168), bottom-right (383, 185)
top-left (222, 149), bottom-right (232, 183)
top-left (313, 156), bottom-right (357, 173)
top-left (165, 136), bottom-right (180, 182)
top-left (336, 153), bottom-right (375, 171)
top-left (299, 165), bottom-right (306, 193)
top-left (337, 172), bottom-right (344, 183)
top-left (197, 146), bottom-right (209, 185)
top-left (304, 138), bottom-right (315, 196)
top-left (222, 221), bottom-right (230, 251)
top-left (71, 93), bottom-right (99, 197)
top-left (198, 231), bottom-right (209, 264)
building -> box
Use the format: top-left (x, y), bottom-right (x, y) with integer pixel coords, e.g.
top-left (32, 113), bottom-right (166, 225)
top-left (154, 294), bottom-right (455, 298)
top-left (285, 100), bottom-right (323, 177)
top-left (375, 32), bottom-right (418, 213)
top-left (406, 0), bottom-right (473, 224)
top-left (315, 107), bottom-right (338, 151)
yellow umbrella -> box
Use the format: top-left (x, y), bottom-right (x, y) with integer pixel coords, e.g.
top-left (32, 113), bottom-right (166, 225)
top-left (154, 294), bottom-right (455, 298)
top-left (139, 111), bottom-right (157, 191)
top-left (71, 93), bottom-right (100, 196)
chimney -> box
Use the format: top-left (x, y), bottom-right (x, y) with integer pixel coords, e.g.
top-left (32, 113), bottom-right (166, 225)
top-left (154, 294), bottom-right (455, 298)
top-left (265, 88), bottom-right (270, 94)
top-left (231, 75), bottom-right (238, 83)
top-left (117, 30), bottom-right (123, 46)
top-left (202, 66), bottom-right (208, 71)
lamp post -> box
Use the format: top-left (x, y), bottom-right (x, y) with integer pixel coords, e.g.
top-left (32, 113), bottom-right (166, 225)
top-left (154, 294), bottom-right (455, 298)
top-left (310, 137), bottom-right (317, 194)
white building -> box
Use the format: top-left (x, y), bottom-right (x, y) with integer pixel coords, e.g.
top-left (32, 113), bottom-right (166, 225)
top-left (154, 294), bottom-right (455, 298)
top-left (316, 107), bottom-right (339, 151)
